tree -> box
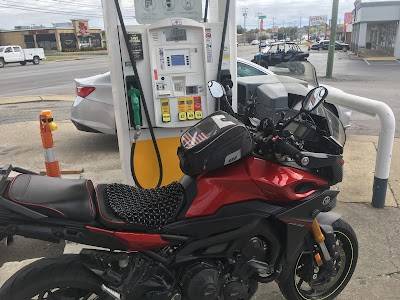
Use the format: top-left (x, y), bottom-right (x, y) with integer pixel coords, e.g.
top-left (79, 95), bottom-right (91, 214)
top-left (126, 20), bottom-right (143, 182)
top-left (237, 25), bottom-right (245, 34)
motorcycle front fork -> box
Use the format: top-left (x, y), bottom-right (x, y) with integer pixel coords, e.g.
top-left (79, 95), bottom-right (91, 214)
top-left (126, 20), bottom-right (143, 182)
top-left (311, 219), bottom-right (333, 268)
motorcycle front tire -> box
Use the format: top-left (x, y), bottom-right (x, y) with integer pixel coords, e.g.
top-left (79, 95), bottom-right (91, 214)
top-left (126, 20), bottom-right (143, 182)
top-left (277, 219), bottom-right (358, 300)
top-left (0, 254), bottom-right (111, 300)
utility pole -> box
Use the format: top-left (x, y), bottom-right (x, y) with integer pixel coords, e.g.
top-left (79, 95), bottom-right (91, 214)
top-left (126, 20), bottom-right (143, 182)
top-left (299, 17), bottom-right (302, 40)
top-left (242, 8), bottom-right (248, 31)
top-left (326, 0), bottom-right (339, 78)
top-left (241, 7), bottom-right (248, 45)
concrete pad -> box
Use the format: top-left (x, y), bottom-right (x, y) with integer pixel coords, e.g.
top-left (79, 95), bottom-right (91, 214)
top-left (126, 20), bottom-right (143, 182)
top-left (386, 139), bottom-right (400, 206)
top-left (339, 135), bottom-right (398, 207)
top-left (0, 95), bottom-right (74, 105)
top-left (0, 120), bottom-right (123, 184)
top-left (0, 258), bottom-right (40, 287)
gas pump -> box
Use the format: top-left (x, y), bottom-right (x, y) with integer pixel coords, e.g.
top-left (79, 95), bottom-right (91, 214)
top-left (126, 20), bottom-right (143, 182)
top-left (102, 0), bottom-right (237, 188)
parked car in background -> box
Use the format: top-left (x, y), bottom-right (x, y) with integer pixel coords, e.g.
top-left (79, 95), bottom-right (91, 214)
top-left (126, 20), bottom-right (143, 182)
top-left (251, 39), bottom-right (260, 45)
top-left (311, 40), bottom-right (330, 50)
top-left (0, 45), bottom-right (45, 68)
top-left (71, 58), bottom-right (351, 135)
top-left (311, 40), bottom-right (349, 51)
top-left (260, 40), bottom-right (268, 48)
top-left (331, 41), bottom-right (350, 51)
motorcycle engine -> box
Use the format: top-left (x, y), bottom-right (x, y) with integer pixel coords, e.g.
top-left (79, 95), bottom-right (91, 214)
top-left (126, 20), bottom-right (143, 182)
top-left (182, 262), bottom-right (221, 300)
top-left (181, 261), bottom-right (258, 300)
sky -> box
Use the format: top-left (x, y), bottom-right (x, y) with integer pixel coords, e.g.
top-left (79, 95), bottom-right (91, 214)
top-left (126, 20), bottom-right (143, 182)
top-left (0, 0), bottom-right (386, 30)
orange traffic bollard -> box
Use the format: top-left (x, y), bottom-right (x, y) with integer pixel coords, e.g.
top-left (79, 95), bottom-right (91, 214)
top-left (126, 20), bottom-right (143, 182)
top-left (39, 110), bottom-right (61, 177)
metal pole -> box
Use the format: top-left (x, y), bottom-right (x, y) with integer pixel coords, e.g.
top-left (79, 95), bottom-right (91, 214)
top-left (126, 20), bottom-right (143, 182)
top-left (322, 85), bottom-right (396, 208)
top-left (326, 0), bottom-right (339, 78)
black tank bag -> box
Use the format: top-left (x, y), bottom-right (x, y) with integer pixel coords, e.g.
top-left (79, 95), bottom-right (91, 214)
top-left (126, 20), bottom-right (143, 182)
top-left (177, 111), bottom-right (253, 176)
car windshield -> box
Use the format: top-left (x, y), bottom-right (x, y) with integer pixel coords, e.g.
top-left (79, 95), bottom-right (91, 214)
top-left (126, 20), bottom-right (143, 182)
top-left (237, 62), bottom-right (266, 77)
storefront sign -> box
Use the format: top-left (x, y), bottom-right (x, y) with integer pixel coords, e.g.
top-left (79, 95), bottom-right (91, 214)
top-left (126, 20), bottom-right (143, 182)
top-left (73, 20), bottom-right (89, 36)
top-left (344, 12), bottom-right (353, 33)
top-left (309, 16), bottom-right (328, 26)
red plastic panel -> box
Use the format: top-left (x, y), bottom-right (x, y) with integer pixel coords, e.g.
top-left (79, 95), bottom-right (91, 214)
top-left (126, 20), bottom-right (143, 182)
top-left (185, 157), bottom-right (328, 218)
top-left (86, 226), bottom-right (169, 251)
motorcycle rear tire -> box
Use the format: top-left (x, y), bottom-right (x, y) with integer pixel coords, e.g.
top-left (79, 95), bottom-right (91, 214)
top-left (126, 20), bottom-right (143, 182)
top-left (277, 219), bottom-right (358, 300)
top-left (0, 254), bottom-right (110, 300)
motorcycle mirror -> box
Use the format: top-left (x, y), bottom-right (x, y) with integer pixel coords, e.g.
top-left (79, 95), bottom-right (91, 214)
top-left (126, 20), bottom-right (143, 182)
top-left (302, 86), bottom-right (328, 112)
top-left (208, 81), bottom-right (225, 99)
top-left (249, 117), bottom-right (261, 127)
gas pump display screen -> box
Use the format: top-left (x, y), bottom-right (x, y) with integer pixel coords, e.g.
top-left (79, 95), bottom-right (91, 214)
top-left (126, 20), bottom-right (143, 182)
top-left (171, 55), bottom-right (186, 66)
top-left (165, 28), bottom-right (187, 42)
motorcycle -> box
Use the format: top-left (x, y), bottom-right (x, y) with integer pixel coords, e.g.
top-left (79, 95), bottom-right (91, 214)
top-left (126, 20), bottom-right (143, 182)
top-left (0, 82), bottom-right (357, 300)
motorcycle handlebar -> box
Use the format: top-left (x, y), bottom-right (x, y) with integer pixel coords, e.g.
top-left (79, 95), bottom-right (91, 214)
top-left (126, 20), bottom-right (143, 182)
top-left (274, 139), bottom-right (303, 162)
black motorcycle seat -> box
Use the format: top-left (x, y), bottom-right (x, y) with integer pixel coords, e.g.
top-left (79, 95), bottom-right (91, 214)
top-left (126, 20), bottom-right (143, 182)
top-left (6, 174), bottom-right (96, 222)
top-left (95, 176), bottom-right (197, 231)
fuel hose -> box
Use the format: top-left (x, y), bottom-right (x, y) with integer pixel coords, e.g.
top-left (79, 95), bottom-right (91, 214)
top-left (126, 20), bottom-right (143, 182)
top-left (113, 0), bottom-right (163, 189)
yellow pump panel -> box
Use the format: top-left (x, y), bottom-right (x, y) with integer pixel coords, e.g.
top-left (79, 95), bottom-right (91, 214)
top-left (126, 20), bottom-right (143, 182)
top-left (132, 136), bottom-right (183, 188)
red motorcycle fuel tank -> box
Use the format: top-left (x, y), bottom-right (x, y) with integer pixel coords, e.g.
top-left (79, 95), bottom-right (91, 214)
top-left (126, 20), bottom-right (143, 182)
top-left (185, 157), bottom-right (328, 218)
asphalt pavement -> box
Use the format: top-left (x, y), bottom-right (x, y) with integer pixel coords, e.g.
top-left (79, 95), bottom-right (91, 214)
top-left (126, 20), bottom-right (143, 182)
top-left (0, 56), bottom-right (109, 97)
top-left (1, 47), bottom-right (399, 136)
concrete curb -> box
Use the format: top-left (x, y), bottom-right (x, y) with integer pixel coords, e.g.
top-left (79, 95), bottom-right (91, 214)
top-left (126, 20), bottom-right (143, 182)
top-left (0, 95), bottom-right (74, 105)
top-left (364, 56), bottom-right (398, 62)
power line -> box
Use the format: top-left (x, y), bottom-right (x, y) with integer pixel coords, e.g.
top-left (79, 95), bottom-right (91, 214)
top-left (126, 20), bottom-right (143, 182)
top-left (0, 3), bottom-right (104, 18)
top-left (0, 1), bottom-right (135, 19)
top-left (32, 0), bottom-right (103, 10)
top-left (30, 0), bottom-right (135, 12)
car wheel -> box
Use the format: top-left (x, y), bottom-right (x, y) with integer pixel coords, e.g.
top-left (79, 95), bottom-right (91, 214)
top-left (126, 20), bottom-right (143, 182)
top-left (33, 56), bottom-right (40, 65)
top-left (0, 58), bottom-right (4, 68)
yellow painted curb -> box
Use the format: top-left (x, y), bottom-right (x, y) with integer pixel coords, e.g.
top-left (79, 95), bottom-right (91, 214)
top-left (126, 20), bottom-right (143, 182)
top-left (365, 57), bottom-right (398, 62)
top-left (0, 95), bottom-right (74, 105)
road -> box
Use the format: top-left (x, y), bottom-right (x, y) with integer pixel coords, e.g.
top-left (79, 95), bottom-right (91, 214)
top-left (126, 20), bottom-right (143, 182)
top-left (0, 57), bottom-right (109, 97)
top-left (1, 47), bottom-right (399, 136)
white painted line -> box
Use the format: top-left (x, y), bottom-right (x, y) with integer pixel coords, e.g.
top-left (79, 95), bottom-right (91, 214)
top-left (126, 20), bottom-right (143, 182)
top-left (363, 58), bottom-right (371, 66)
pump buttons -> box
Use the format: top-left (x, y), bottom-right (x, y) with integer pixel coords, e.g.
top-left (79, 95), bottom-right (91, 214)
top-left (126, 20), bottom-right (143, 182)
top-left (160, 98), bottom-right (171, 123)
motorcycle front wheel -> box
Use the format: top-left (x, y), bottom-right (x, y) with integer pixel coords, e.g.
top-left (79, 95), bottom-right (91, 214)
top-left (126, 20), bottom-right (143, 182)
top-left (278, 219), bottom-right (358, 300)
top-left (0, 255), bottom-right (112, 300)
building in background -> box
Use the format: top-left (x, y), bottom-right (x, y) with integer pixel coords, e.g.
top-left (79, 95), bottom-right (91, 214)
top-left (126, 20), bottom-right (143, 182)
top-left (0, 19), bottom-right (104, 52)
top-left (352, 0), bottom-right (400, 58)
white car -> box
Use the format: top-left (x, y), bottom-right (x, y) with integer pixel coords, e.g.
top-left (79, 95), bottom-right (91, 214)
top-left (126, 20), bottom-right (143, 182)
top-left (0, 45), bottom-right (45, 68)
top-left (251, 40), bottom-right (260, 45)
top-left (71, 58), bottom-right (351, 134)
